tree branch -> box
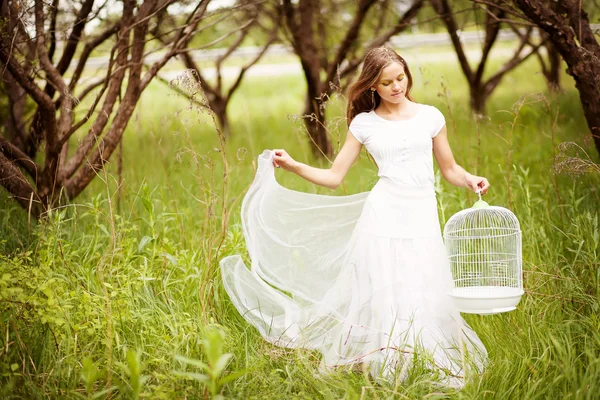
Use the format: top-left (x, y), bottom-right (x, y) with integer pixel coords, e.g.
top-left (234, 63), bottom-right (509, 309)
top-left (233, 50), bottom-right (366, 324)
top-left (0, 151), bottom-right (40, 211)
top-left (430, 0), bottom-right (474, 82)
top-left (0, 44), bottom-right (55, 113)
top-left (60, 0), bottom-right (135, 180)
top-left (178, 51), bottom-right (221, 99)
top-left (34, 0), bottom-right (72, 142)
top-left (67, 22), bottom-right (120, 95)
top-left (282, 0), bottom-right (300, 52)
top-left (473, 0), bottom-right (530, 20)
top-left (155, 73), bottom-right (211, 110)
top-left (471, 0), bottom-right (527, 19)
top-left (336, 0), bottom-right (424, 83)
top-left (42, 0), bottom-right (96, 109)
top-left (48, 0), bottom-right (60, 63)
top-left (368, 0), bottom-right (425, 47)
top-left (76, 77), bottom-right (109, 104)
top-left (216, 20), bottom-right (253, 93)
top-left (0, 136), bottom-right (40, 179)
top-left (484, 31), bottom-right (546, 94)
top-left (65, 0), bottom-right (160, 198)
top-left (173, 21), bottom-right (255, 54)
top-left (561, 1), bottom-right (600, 60)
top-left (317, 6), bottom-right (329, 71)
top-left (2, 67), bottom-right (30, 149)
top-left (474, 2), bottom-right (505, 85)
top-left (226, 22), bottom-right (279, 100)
top-left (323, 0), bottom-right (378, 86)
top-left (140, 0), bottom-right (211, 92)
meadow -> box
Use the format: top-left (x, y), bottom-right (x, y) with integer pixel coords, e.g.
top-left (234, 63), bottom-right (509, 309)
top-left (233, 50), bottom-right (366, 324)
top-left (1, 52), bottom-right (599, 399)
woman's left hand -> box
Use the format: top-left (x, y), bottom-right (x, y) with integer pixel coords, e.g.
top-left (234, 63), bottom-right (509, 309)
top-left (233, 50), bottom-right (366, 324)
top-left (465, 173), bottom-right (490, 195)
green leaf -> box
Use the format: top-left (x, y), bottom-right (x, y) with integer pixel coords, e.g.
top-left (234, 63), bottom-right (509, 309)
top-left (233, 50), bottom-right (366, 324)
top-left (162, 252), bottom-right (179, 267)
top-left (92, 386), bottom-right (117, 399)
top-left (212, 353), bottom-right (233, 378)
top-left (141, 197), bottom-right (154, 215)
top-left (173, 371), bottom-right (210, 383)
top-left (174, 355), bottom-right (209, 371)
top-left (203, 329), bottom-right (225, 365)
top-left (218, 369), bottom-right (248, 386)
top-left (98, 224), bottom-right (110, 237)
top-left (10, 364), bottom-right (18, 372)
top-left (137, 236), bottom-right (154, 253)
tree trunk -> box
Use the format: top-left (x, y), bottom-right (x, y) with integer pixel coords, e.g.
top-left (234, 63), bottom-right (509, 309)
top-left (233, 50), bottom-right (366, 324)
top-left (572, 65), bottom-right (600, 156)
top-left (514, 0), bottom-right (600, 156)
top-left (0, 0), bottom-right (219, 214)
top-left (216, 109), bottom-right (230, 138)
top-left (303, 95), bottom-right (332, 157)
top-left (210, 98), bottom-right (230, 137)
top-left (469, 84), bottom-right (488, 116)
top-left (434, 0), bottom-right (544, 117)
top-left (545, 41), bottom-right (561, 92)
top-left (281, 0), bottom-right (420, 158)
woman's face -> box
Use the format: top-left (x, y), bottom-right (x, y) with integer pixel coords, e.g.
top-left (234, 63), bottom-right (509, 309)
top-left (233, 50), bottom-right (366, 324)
top-left (372, 62), bottom-right (408, 104)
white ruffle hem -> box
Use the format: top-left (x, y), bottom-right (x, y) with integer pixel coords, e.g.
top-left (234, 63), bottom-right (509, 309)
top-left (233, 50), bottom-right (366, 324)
top-left (220, 150), bottom-right (487, 387)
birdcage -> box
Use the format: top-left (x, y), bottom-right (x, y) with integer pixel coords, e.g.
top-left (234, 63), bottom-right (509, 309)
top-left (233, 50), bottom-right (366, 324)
top-left (443, 194), bottom-right (523, 315)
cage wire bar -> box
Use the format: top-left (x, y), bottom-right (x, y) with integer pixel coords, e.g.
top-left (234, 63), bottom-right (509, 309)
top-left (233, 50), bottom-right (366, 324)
top-left (443, 206), bottom-right (523, 315)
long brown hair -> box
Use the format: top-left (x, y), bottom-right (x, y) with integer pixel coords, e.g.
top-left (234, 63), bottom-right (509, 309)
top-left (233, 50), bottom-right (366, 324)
top-left (346, 47), bottom-right (414, 125)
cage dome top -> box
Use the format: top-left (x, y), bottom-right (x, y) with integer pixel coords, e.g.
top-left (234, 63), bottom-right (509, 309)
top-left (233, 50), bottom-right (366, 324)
top-left (444, 206), bottom-right (521, 236)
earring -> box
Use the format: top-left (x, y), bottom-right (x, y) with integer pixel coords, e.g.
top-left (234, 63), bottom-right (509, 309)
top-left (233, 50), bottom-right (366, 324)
top-left (371, 89), bottom-right (375, 108)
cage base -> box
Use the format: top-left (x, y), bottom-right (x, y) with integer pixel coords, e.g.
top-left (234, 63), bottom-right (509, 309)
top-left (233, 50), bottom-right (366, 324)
top-left (456, 306), bottom-right (516, 315)
top-left (448, 286), bottom-right (523, 315)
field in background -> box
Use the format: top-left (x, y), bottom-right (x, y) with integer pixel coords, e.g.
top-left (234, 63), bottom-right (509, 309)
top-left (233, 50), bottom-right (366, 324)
top-left (1, 53), bottom-right (599, 398)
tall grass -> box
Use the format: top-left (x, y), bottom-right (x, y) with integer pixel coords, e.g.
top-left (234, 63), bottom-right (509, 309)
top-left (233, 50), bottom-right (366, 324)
top-left (1, 55), bottom-right (599, 399)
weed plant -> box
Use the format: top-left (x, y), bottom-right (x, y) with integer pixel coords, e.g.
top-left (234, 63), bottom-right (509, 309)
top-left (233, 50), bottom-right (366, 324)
top-left (0, 56), bottom-right (599, 399)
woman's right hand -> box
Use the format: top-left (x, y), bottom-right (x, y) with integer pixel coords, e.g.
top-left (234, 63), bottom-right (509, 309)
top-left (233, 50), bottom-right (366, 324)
top-left (272, 149), bottom-right (299, 172)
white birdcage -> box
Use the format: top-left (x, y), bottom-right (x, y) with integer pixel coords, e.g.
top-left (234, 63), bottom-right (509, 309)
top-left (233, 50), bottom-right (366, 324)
top-left (443, 193), bottom-right (523, 315)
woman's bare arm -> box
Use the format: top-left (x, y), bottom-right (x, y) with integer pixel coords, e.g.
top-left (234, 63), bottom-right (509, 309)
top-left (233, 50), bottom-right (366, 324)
top-left (273, 131), bottom-right (363, 189)
top-left (433, 125), bottom-right (490, 194)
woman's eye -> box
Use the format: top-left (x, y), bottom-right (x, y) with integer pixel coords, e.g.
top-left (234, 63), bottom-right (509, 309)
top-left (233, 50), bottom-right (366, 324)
top-left (382, 82), bottom-right (390, 86)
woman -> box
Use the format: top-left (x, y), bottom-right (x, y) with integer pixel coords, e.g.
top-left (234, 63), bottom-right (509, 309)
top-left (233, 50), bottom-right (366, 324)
top-left (220, 47), bottom-right (489, 387)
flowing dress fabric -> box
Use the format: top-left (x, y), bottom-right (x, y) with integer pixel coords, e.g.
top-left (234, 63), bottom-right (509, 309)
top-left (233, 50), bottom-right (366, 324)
top-left (220, 105), bottom-right (487, 386)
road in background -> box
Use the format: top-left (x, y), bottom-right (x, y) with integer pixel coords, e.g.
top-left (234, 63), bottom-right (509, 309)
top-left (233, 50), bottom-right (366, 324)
top-left (161, 46), bottom-right (532, 81)
top-left (79, 25), bottom-right (600, 83)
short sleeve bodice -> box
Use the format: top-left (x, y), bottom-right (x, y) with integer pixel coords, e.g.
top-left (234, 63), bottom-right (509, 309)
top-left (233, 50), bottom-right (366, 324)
top-left (349, 104), bottom-right (445, 188)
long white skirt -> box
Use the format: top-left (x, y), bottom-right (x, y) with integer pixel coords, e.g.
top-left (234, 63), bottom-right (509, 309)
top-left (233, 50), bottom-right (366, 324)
top-left (220, 150), bottom-right (487, 387)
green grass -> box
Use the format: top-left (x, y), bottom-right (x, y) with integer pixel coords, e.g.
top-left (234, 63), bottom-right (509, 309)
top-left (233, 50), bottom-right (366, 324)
top-left (1, 53), bottom-right (599, 399)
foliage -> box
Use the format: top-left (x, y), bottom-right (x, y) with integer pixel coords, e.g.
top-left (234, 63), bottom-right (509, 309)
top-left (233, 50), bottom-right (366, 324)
top-left (174, 327), bottom-right (248, 399)
top-left (0, 55), bottom-right (599, 398)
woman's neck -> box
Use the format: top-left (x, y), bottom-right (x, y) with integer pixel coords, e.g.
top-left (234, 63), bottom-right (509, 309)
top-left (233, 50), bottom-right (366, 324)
top-left (377, 98), bottom-right (415, 117)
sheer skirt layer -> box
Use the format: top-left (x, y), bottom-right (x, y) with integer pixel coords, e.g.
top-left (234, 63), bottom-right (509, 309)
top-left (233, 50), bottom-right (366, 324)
top-left (220, 150), bottom-right (487, 386)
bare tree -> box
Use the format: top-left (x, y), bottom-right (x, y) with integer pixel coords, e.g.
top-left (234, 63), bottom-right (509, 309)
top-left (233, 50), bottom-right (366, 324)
top-left (508, 0), bottom-right (600, 155)
top-left (466, 0), bottom-right (600, 155)
top-left (430, 0), bottom-right (545, 114)
top-left (281, 0), bottom-right (424, 157)
top-left (505, 23), bottom-right (562, 92)
top-left (532, 31), bottom-right (562, 92)
top-left (0, 0), bottom-right (242, 216)
top-left (153, 1), bottom-right (281, 136)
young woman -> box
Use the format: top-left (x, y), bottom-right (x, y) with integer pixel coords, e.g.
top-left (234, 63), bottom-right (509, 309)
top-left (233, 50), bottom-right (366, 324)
top-left (220, 47), bottom-right (489, 387)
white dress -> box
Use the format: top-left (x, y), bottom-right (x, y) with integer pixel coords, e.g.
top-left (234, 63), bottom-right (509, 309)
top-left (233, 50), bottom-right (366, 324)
top-left (220, 104), bottom-right (488, 387)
